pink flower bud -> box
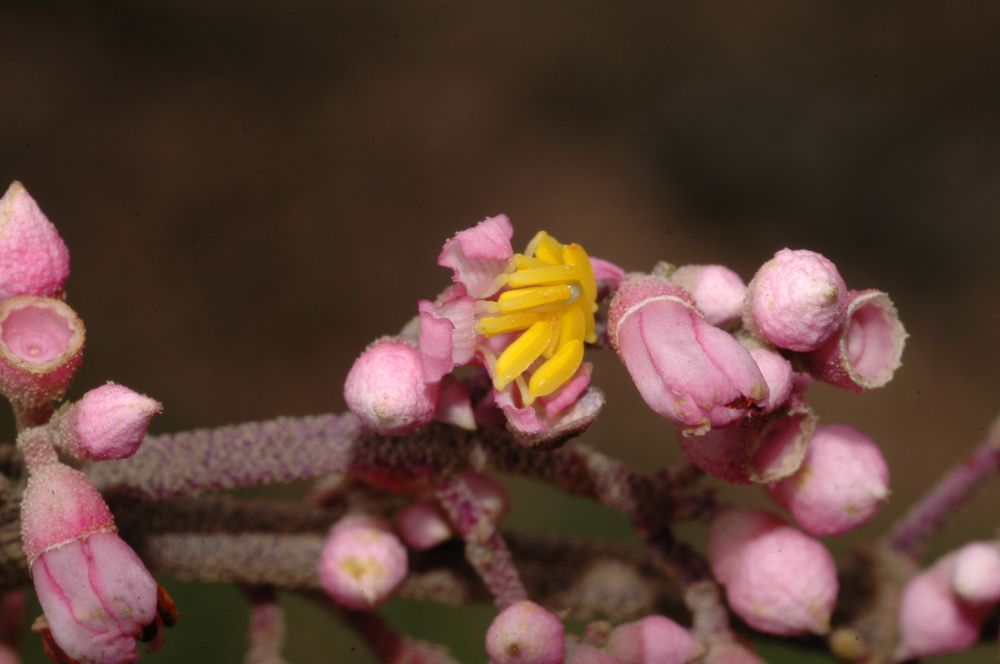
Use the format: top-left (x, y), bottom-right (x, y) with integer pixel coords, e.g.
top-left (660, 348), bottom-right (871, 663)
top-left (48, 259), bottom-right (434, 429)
top-left (951, 542), bottom-right (1000, 605)
top-left (20, 457), bottom-right (161, 663)
top-left (317, 517), bottom-right (408, 610)
top-left (681, 398), bottom-right (816, 484)
top-left (589, 256), bottom-right (626, 291)
top-left (485, 600), bottom-right (564, 664)
top-left (609, 276), bottom-right (768, 434)
top-left (565, 644), bottom-right (621, 664)
top-left (895, 558), bottom-right (989, 660)
top-left (438, 215), bottom-right (514, 299)
top-left (767, 424), bottom-right (889, 536)
top-left (741, 343), bottom-right (793, 413)
top-left (744, 249), bottom-right (847, 352)
top-left (670, 264), bottom-right (746, 327)
top-left (0, 182), bottom-right (70, 301)
top-left (344, 337), bottom-right (438, 435)
top-left (606, 615), bottom-right (699, 664)
top-left (708, 509), bottom-right (837, 636)
top-left (805, 290), bottom-right (906, 392)
top-left (0, 296), bottom-right (85, 425)
top-left (395, 502), bottom-right (452, 551)
top-left (0, 644), bottom-right (15, 664)
top-left (53, 382), bottom-right (161, 461)
top-left (32, 532), bottom-right (159, 664)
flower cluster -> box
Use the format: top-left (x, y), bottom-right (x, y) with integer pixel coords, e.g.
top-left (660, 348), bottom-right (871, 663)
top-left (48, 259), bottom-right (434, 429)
top-left (0, 182), bottom-right (173, 664)
top-left (338, 215), bottom-right (912, 663)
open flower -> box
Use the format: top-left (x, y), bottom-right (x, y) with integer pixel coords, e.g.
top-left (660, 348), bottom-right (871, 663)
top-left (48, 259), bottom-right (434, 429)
top-left (413, 215), bottom-right (617, 445)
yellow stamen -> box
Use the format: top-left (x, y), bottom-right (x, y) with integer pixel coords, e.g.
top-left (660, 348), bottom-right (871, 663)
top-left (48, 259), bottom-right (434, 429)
top-left (529, 339), bottom-right (584, 398)
top-left (495, 320), bottom-right (554, 389)
top-left (562, 243), bottom-right (597, 304)
top-left (558, 305), bottom-right (586, 347)
top-left (513, 253), bottom-right (550, 271)
top-left (477, 311), bottom-right (544, 337)
top-left (496, 284), bottom-right (578, 314)
top-left (506, 264), bottom-right (584, 289)
top-left (526, 231), bottom-right (565, 265)
top-left (542, 315), bottom-right (561, 358)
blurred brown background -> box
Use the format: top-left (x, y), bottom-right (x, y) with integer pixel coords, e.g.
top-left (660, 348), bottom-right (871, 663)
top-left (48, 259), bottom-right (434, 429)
top-left (2, 2), bottom-right (999, 662)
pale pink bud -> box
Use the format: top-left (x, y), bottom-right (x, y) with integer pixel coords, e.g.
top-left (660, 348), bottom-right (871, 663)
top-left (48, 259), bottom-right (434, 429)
top-left (317, 517), bottom-right (408, 610)
top-left (670, 264), bottom-right (746, 327)
top-left (32, 532), bottom-right (159, 664)
top-left (609, 276), bottom-right (768, 435)
top-left (0, 644), bottom-right (15, 664)
top-left (681, 398), bottom-right (816, 484)
top-left (53, 382), bottom-right (161, 461)
top-left (344, 337), bottom-right (438, 435)
top-left (951, 542), bottom-right (1000, 605)
top-left (606, 615), bottom-right (699, 664)
top-left (744, 249), bottom-right (847, 352)
top-left (0, 296), bottom-right (85, 424)
top-left (768, 424), bottom-right (889, 537)
top-left (741, 343), bottom-right (793, 413)
top-left (708, 509), bottom-right (837, 636)
top-left (565, 644), bottom-right (621, 664)
top-left (395, 502), bottom-right (452, 551)
top-left (20, 458), bottom-right (160, 663)
top-left (485, 600), bottom-right (564, 664)
top-left (805, 290), bottom-right (906, 392)
top-left (0, 182), bottom-right (70, 301)
top-left (438, 215), bottom-right (514, 299)
top-left (895, 559), bottom-right (988, 660)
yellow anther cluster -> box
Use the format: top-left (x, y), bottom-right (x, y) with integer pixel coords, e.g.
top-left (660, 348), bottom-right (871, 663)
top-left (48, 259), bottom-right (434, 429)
top-left (477, 231), bottom-right (598, 405)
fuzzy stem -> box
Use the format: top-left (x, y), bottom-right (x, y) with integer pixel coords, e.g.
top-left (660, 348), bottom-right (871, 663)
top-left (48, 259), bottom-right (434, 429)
top-left (87, 414), bottom-right (362, 499)
top-left (241, 586), bottom-right (287, 664)
top-left (434, 472), bottom-right (527, 608)
top-left (888, 414), bottom-right (1000, 558)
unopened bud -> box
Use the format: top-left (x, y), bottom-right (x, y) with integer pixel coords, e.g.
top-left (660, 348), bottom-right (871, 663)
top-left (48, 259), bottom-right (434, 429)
top-left (606, 615), bottom-right (699, 664)
top-left (895, 557), bottom-right (988, 660)
top-left (708, 509), bottom-right (837, 636)
top-left (744, 249), bottom-right (847, 352)
top-left (344, 337), bottom-right (438, 435)
top-left (767, 424), bottom-right (889, 536)
top-left (0, 182), bottom-right (70, 301)
top-left (951, 541), bottom-right (1000, 605)
top-left (52, 382), bottom-right (161, 461)
top-left (395, 502), bottom-right (452, 551)
top-left (317, 516), bottom-right (408, 610)
top-left (669, 264), bottom-right (746, 327)
top-left (609, 275), bottom-right (767, 434)
top-left (485, 600), bottom-right (564, 664)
